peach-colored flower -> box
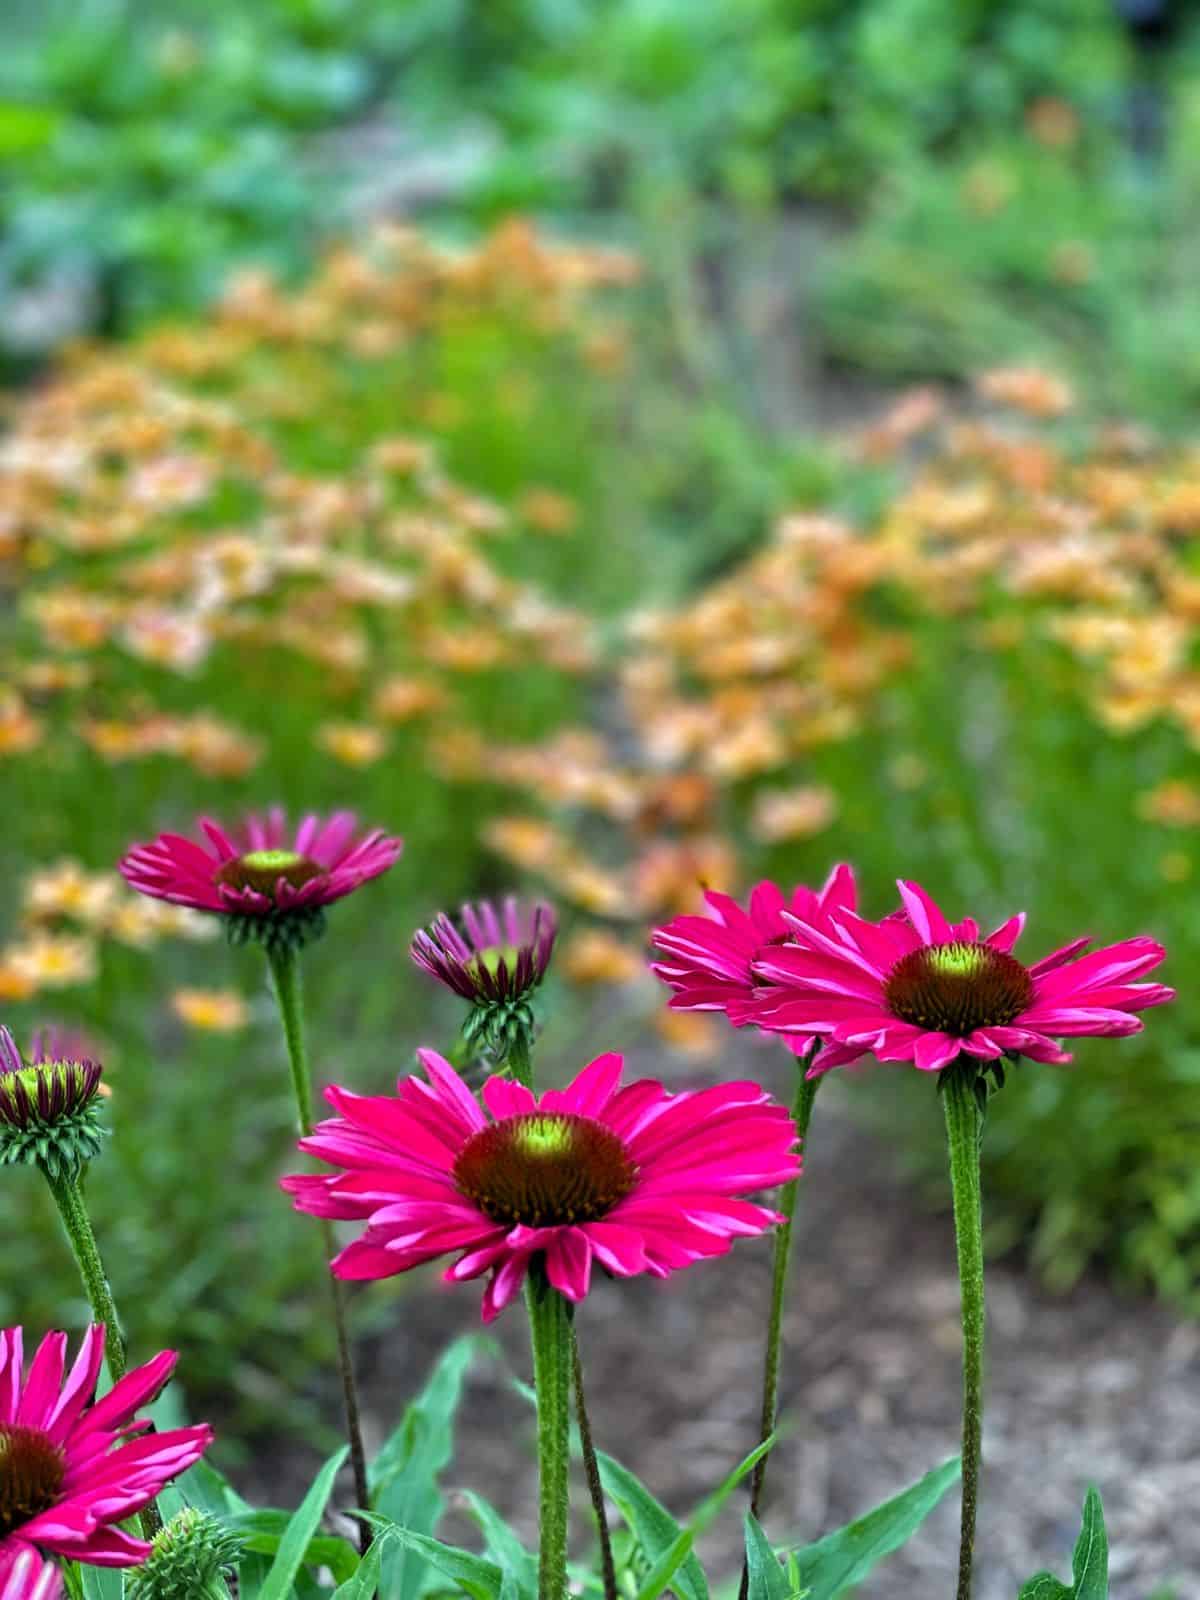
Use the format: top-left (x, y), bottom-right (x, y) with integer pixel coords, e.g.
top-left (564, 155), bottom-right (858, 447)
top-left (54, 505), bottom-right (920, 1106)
top-left (171, 989), bottom-right (250, 1031)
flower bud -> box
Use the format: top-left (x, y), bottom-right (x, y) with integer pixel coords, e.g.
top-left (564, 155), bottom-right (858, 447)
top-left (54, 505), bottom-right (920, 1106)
top-left (0, 1026), bottom-right (105, 1178)
top-left (126, 1508), bottom-right (241, 1600)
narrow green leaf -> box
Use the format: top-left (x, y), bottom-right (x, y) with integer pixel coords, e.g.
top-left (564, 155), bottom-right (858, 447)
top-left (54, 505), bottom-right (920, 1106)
top-left (331, 1531), bottom-right (398, 1600)
top-left (790, 1456), bottom-right (961, 1598)
top-left (597, 1452), bottom-right (709, 1600)
top-left (1018, 1487), bottom-right (1109, 1600)
top-left (635, 1526), bottom-right (696, 1600)
top-left (372, 1335), bottom-right (479, 1600)
top-left (744, 1515), bottom-right (796, 1600)
top-left (374, 1527), bottom-right (502, 1600)
top-left (688, 1435), bottom-right (777, 1539)
top-left (224, 1509), bottom-right (358, 1583)
top-left (459, 1489), bottom-right (539, 1597)
top-left (255, 1445), bottom-right (348, 1600)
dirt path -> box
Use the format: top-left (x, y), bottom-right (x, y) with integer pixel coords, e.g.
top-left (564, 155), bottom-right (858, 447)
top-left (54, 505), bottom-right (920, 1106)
top-left (332, 1054), bottom-right (1196, 1599)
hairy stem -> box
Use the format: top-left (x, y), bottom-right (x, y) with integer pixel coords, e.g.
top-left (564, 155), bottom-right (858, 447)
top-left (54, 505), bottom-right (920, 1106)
top-left (267, 943), bottom-right (371, 1549)
top-left (570, 1319), bottom-right (617, 1600)
top-left (748, 1069), bottom-right (820, 1521)
top-left (526, 1265), bottom-right (572, 1600)
top-left (942, 1067), bottom-right (986, 1600)
top-left (506, 1029), bottom-right (534, 1090)
top-left (43, 1164), bottom-right (160, 1538)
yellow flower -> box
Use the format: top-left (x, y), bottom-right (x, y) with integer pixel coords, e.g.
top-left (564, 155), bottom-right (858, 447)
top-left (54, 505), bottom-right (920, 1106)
top-left (750, 785), bottom-right (838, 843)
top-left (0, 696), bottom-right (42, 756)
top-left (23, 862), bottom-right (119, 926)
top-left (8, 934), bottom-right (97, 988)
top-left (171, 989), bottom-right (249, 1031)
top-left (559, 931), bottom-right (644, 986)
top-left (1137, 781), bottom-right (1200, 828)
top-left (653, 1009), bottom-right (720, 1057)
top-left (316, 722), bottom-right (389, 767)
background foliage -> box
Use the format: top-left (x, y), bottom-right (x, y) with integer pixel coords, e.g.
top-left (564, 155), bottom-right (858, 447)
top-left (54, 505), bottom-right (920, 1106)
top-left (1, 0), bottom-right (1198, 1448)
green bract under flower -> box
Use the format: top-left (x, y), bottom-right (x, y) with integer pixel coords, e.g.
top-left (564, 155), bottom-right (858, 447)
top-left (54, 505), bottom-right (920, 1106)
top-left (126, 1507), bottom-right (242, 1600)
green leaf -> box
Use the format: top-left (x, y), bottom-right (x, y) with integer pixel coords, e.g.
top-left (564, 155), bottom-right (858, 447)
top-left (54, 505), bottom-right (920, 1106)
top-left (370, 1526), bottom-right (502, 1600)
top-left (635, 1526), bottom-right (696, 1600)
top-left (597, 1452), bottom-right (709, 1600)
top-left (225, 1509), bottom-right (358, 1584)
top-left (331, 1531), bottom-right (398, 1600)
top-left (1018, 1487), bottom-right (1109, 1600)
top-left (255, 1445), bottom-right (348, 1600)
top-left (790, 1456), bottom-right (960, 1598)
top-left (459, 1490), bottom-right (539, 1597)
top-left (79, 1569), bottom-right (123, 1600)
top-left (744, 1515), bottom-right (796, 1600)
top-left (372, 1335), bottom-right (479, 1600)
top-left (176, 1457), bottom-right (251, 1518)
top-left (688, 1434), bottom-right (777, 1539)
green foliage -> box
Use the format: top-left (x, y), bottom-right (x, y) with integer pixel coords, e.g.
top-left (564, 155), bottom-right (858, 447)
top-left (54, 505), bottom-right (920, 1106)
top-left (1018, 1486), bottom-right (1109, 1599)
top-left (596, 1451), bottom-right (709, 1600)
top-left (368, 1334), bottom-right (480, 1598)
top-left (786, 1456), bottom-right (961, 1596)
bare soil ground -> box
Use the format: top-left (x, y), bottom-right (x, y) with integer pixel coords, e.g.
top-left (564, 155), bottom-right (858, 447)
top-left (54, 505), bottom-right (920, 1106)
top-left (324, 1054), bottom-right (1197, 1599)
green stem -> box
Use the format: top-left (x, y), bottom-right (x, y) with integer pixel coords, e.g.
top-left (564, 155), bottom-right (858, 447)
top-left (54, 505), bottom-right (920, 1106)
top-left (570, 1320), bottom-right (617, 1600)
top-left (747, 1069), bottom-right (820, 1523)
top-left (506, 1030), bottom-right (534, 1091)
top-left (42, 1165), bottom-right (161, 1539)
top-left (266, 943), bottom-right (372, 1550)
top-left (942, 1068), bottom-right (986, 1600)
top-left (526, 1265), bottom-right (572, 1600)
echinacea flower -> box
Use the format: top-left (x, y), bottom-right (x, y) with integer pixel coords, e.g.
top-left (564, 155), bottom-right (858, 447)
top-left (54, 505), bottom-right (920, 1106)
top-left (119, 809), bottom-right (402, 951)
top-left (651, 864), bottom-right (856, 1057)
top-left (0, 1325), bottom-right (211, 1568)
top-left (412, 897), bottom-right (558, 1005)
top-left (752, 879), bottom-right (1174, 1076)
top-left (283, 1049), bottom-right (799, 1323)
top-left (0, 1544), bottom-right (61, 1600)
top-left (411, 897), bottom-right (557, 1062)
top-left (0, 1027), bottom-right (105, 1178)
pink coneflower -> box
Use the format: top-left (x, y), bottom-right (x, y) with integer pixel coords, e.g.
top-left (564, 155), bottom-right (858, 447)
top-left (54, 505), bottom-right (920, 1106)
top-left (752, 879), bottom-right (1174, 1075)
top-left (119, 809), bottom-right (402, 948)
top-left (282, 1049), bottom-right (800, 1323)
top-left (411, 897), bottom-right (557, 1004)
top-left (651, 864), bottom-right (857, 1055)
top-left (0, 1545), bottom-right (61, 1600)
top-left (0, 1325), bottom-right (211, 1568)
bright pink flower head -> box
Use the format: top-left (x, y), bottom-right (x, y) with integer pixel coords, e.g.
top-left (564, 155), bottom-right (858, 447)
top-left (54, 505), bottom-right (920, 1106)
top-left (752, 879), bottom-right (1175, 1077)
top-left (651, 865), bottom-right (856, 1056)
top-left (283, 1050), bottom-right (800, 1323)
top-left (0, 1326), bottom-right (212, 1569)
top-left (411, 897), bottom-right (557, 1004)
top-left (119, 809), bottom-right (402, 949)
top-left (0, 1545), bottom-right (61, 1600)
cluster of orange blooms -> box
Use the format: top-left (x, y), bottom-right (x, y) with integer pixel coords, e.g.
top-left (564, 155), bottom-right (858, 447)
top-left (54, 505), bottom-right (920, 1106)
top-left (3, 220), bottom-right (1197, 1049)
top-left (1, 221), bottom-right (633, 784)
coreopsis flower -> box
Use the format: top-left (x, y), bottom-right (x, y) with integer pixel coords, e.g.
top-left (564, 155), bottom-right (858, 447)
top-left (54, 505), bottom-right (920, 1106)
top-left (753, 879), bottom-right (1174, 1078)
top-left (0, 1027), bottom-right (105, 1178)
top-left (283, 1049), bottom-right (799, 1323)
top-left (0, 1545), bottom-right (61, 1600)
top-left (0, 1325), bottom-right (211, 1568)
top-left (119, 809), bottom-right (402, 953)
top-left (651, 865), bottom-right (857, 1060)
top-left (411, 897), bottom-right (557, 1059)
